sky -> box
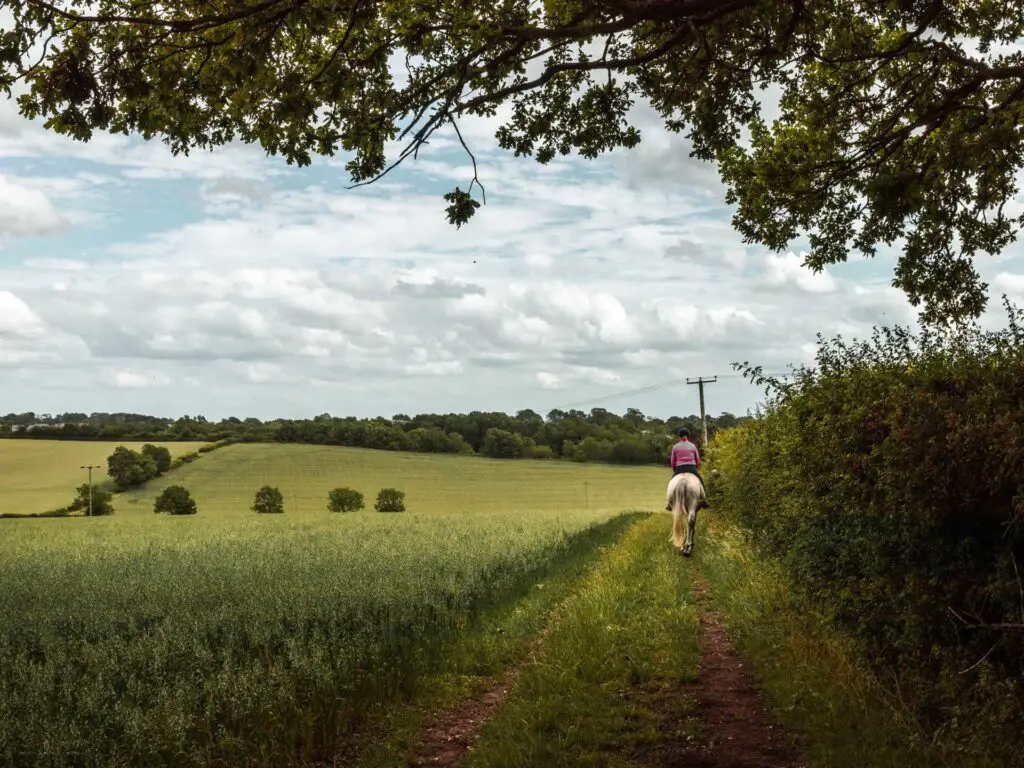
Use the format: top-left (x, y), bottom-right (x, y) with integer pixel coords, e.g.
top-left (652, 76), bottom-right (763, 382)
top-left (2, 48), bottom-right (1024, 422)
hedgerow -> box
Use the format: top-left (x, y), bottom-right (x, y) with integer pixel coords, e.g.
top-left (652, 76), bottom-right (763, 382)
top-left (711, 298), bottom-right (1024, 759)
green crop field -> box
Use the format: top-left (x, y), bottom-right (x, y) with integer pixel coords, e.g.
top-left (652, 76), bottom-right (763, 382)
top-left (0, 443), bottom-right (667, 768)
top-left (114, 442), bottom-right (667, 517)
top-left (0, 439), bottom-right (208, 515)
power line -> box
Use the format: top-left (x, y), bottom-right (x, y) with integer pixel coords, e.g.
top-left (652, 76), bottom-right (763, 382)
top-left (550, 371), bottom-right (794, 411)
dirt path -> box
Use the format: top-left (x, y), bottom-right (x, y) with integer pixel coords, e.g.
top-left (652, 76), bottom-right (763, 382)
top-left (405, 621), bottom-right (554, 767)
top-left (407, 669), bottom-right (517, 767)
top-left (653, 577), bottom-right (805, 768)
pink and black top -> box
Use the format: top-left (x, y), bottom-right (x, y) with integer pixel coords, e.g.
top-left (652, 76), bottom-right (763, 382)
top-left (670, 439), bottom-right (700, 469)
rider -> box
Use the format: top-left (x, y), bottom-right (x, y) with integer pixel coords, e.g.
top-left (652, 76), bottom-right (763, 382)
top-left (665, 428), bottom-right (709, 511)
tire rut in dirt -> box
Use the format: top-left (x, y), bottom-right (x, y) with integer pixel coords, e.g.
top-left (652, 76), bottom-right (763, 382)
top-left (645, 578), bottom-right (805, 768)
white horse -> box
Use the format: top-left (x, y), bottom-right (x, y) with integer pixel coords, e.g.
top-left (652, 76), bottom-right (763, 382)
top-left (666, 472), bottom-right (703, 556)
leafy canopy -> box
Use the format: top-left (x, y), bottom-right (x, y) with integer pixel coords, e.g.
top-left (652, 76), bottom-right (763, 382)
top-left (5, 1), bottom-right (1024, 323)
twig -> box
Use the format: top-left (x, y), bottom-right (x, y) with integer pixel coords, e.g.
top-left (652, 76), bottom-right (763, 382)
top-left (958, 635), bottom-right (1004, 675)
top-left (450, 117), bottom-right (485, 204)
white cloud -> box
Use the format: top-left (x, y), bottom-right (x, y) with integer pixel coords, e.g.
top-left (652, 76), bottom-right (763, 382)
top-left (763, 252), bottom-right (838, 294)
top-left (0, 175), bottom-right (66, 235)
top-left (9, 78), bottom-right (1009, 419)
top-left (113, 369), bottom-right (171, 389)
top-left (0, 291), bottom-right (45, 337)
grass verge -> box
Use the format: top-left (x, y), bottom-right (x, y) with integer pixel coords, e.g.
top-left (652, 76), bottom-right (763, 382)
top-left (461, 514), bottom-right (701, 768)
top-left (345, 511), bottom-right (648, 767)
top-left (695, 512), bottom-right (999, 768)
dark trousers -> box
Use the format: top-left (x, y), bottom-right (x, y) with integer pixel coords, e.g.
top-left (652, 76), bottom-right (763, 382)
top-left (673, 464), bottom-right (703, 485)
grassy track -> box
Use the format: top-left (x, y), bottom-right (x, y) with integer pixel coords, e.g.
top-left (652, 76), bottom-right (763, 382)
top-left (113, 443), bottom-right (666, 517)
top-left (0, 440), bottom-right (207, 514)
top-left (695, 513), bottom-right (972, 768)
top-left (464, 514), bottom-right (702, 767)
top-left (0, 444), bottom-right (666, 768)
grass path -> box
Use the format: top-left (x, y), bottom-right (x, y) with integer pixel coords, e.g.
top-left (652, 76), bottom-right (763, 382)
top-left (371, 511), bottom-right (956, 768)
top-left (459, 514), bottom-right (703, 767)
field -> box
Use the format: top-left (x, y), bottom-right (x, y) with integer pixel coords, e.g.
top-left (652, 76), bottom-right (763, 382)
top-left (0, 442), bottom-right (665, 768)
top-left (113, 443), bottom-right (667, 517)
top-left (0, 440), bottom-right (208, 515)
top-left (0, 439), bottom-right (956, 768)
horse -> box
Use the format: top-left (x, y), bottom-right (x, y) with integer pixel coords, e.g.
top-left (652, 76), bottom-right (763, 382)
top-left (666, 472), bottom-right (703, 556)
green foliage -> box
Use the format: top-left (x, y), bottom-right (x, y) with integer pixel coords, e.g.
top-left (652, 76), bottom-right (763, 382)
top-left (714, 298), bottom-right (1024, 759)
top-left (482, 428), bottom-right (523, 459)
top-left (3, 409), bottom-right (734, 468)
top-left (153, 485), bottom-right (197, 516)
top-left (106, 445), bottom-right (158, 489)
top-left (4, 3), bottom-right (1021, 318)
top-left (375, 488), bottom-right (406, 513)
top-left (252, 485), bottom-right (285, 514)
top-left (327, 487), bottom-right (364, 513)
top-left (67, 483), bottom-right (114, 516)
top-left (140, 443), bottom-right (172, 473)
top-left (697, 517), bottom-right (947, 767)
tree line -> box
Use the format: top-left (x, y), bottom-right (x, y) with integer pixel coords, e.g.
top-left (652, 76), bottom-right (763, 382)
top-left (0, 408), bottom-right (747, 466)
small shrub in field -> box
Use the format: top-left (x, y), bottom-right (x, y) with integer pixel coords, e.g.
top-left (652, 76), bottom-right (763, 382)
top-left (252, 485), bottom-right (285, 514)
top-left (68, 484), bottom-right (114, 516)
top-left (154, 485), bottom-right (197, 516)
top-left (375, 488), bottom-right (405, 512)
top-left (327, 487), bottom-right (364, 513)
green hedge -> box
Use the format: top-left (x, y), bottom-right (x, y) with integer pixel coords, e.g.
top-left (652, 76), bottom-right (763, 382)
top-left (711, 300), bottom-right (1024, 760)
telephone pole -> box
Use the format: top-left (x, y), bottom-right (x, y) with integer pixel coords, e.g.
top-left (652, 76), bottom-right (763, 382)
top-left (686, 376), bottom-right (718, 449)
top-left (80, 465), bottom-right (100, 517)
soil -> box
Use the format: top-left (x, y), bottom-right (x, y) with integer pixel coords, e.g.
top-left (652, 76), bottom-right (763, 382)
top-left (646, 578), bottom-right (805, 768)
top-left (407, 670), bottom-right (518, 767)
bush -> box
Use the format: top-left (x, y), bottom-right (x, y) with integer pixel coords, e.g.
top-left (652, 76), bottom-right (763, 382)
top-left (481, 428), bottom-right (523, 459)
top-left (327, 487), bottom-right (364, 513)
top-left (715, 300), bottom-right (1024, 758)
top-left (154, 485), bottom-right (197, 516)
top-left (374, 488), bottom-right (406, 513)
top-left (67, 484), bottom-right (114, 516)
top-left (140, 443), bottom-right (172, 474)
top-left (252, 485), bottom-right (285, 514)
top-left (106, 445), bottom-right (158, 489)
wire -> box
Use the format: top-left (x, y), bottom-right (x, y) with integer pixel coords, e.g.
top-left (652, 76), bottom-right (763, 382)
top-left (549, 371), bottom-right (795, 411)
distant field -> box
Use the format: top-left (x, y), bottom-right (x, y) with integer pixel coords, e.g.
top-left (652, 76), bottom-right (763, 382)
top-left (0, 444), bottom-right (666, 767)
top-left (114, 442), bottom-right (667, 517)
top-left (0, 439), bottom-right (207, 514)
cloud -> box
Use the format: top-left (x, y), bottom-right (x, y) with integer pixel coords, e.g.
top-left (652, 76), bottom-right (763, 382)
top-left (762, 252), bottom-right (838, 294)
top-left (0, 175), bottom-right (66, 235)
top-left (393, 277), bottom-right (486, 300)
top-left (3, 81), bottom-right (993, 420)
top-left (0, 291), bottom-right (46, 337)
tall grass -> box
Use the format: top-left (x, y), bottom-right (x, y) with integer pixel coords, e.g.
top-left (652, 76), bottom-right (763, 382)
top-left (1, 499), bottom-right (644, 767)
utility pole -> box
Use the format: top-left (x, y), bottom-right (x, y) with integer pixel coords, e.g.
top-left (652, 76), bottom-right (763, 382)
top-left (80, 465), bottom-right (100, 517)
top-left (686, 376), bottom-right (718, 450)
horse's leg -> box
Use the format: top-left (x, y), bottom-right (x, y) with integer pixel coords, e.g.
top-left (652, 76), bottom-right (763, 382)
top-left (671, 504), bottom-right (685, 550)
top-left (682, 483), bottom-right (698, 556)
top-left (685, 506), bottom-right (697, 555)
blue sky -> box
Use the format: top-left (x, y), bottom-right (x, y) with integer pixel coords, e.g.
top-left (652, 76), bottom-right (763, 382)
top-left (2, 59), bottom-right (1024, 422)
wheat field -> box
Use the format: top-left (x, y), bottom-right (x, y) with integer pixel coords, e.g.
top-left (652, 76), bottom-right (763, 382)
top-left (0, 441), bottom-right (666, 768)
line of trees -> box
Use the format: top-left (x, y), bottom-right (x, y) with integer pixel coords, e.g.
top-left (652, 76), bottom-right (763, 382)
top-left (0, 408), bottom-right (747, 466)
